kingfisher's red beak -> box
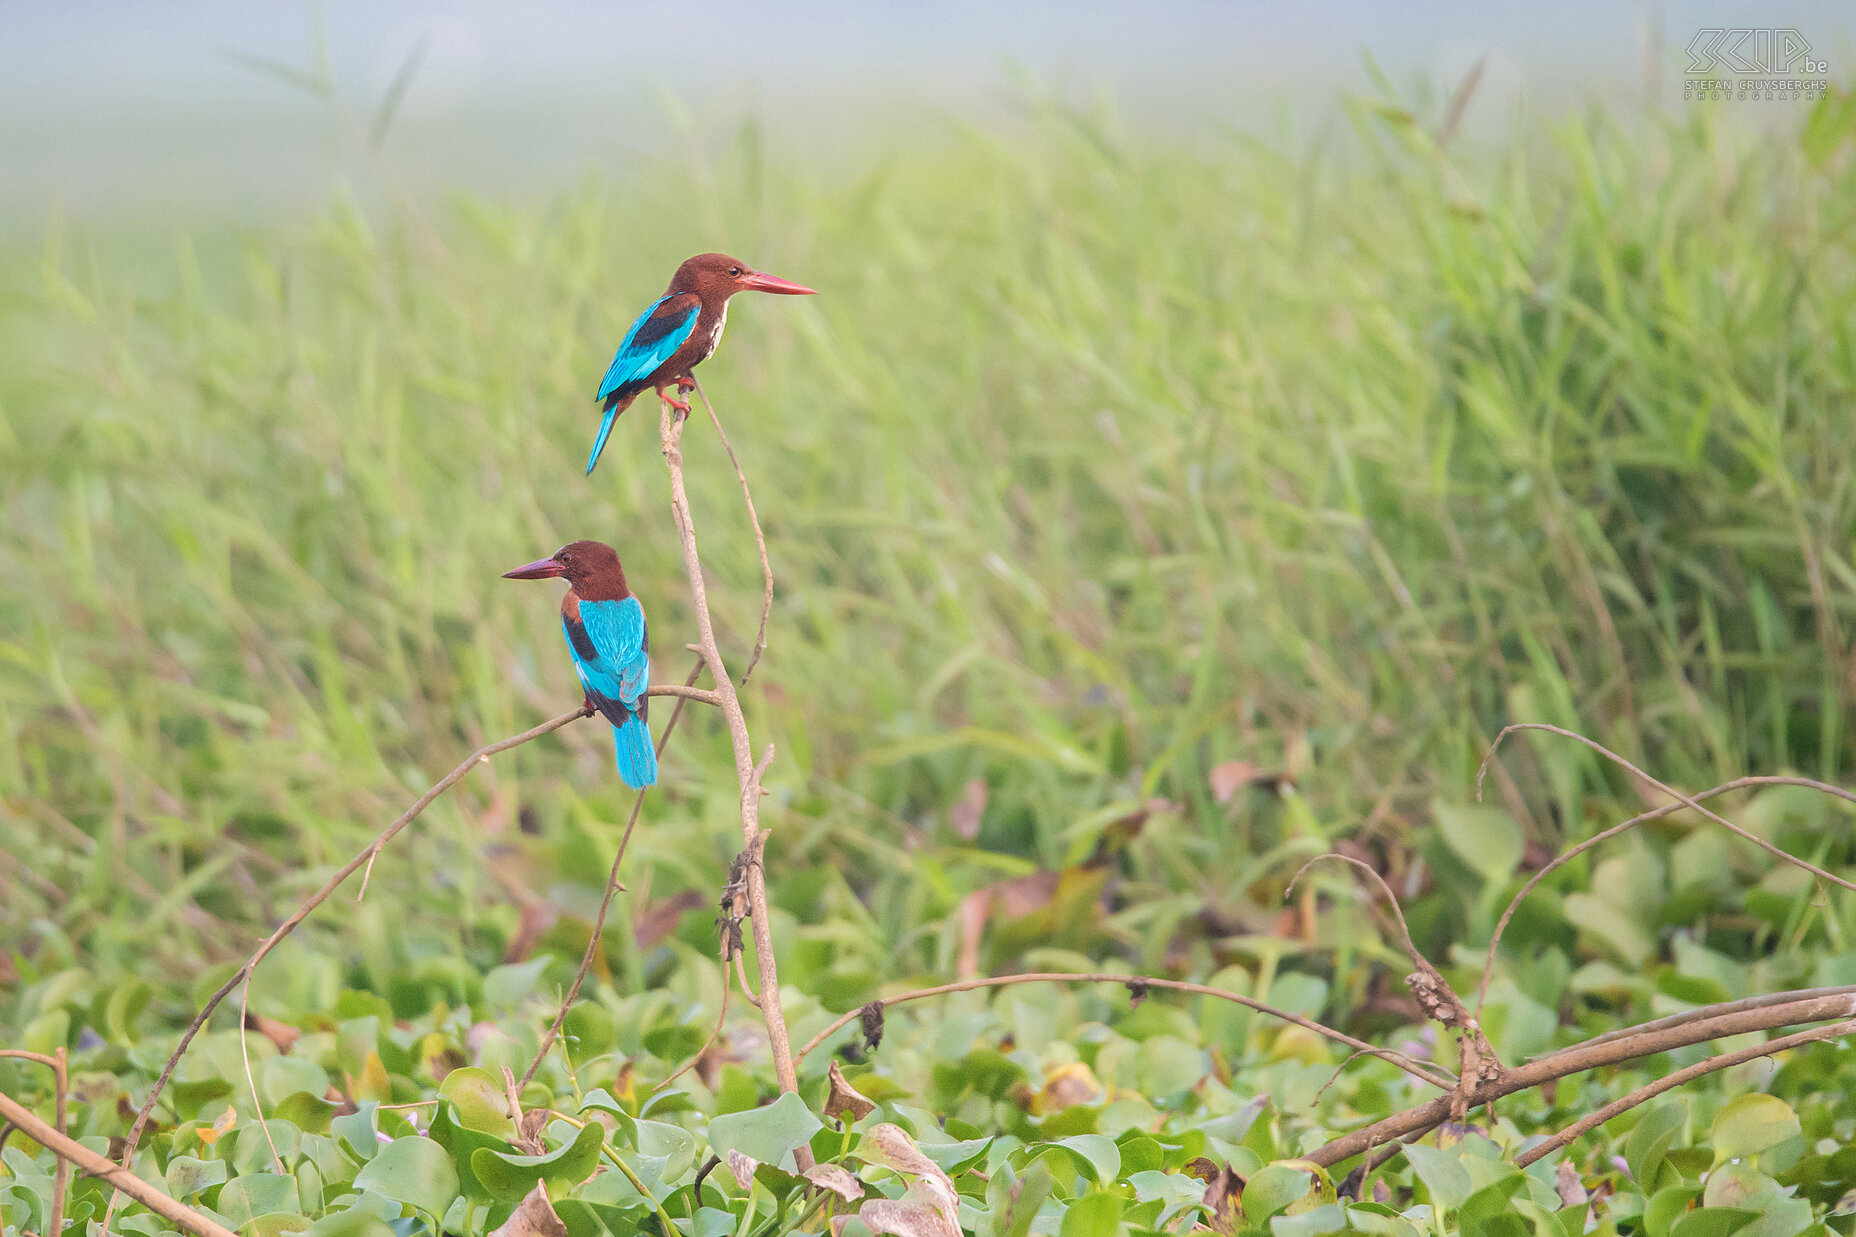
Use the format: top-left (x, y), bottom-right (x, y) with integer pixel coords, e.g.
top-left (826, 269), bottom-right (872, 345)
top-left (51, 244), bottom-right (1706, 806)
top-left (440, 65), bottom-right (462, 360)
top-left (502, 557), bottom-right (566, 580)
top-left (740, 270), bottom-right (817, 295)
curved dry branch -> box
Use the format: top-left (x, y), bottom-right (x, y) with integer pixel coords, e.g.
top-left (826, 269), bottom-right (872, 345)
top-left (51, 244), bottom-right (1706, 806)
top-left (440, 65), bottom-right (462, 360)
top-left (1475, 773), bottom-right (1856, 1016)
top-left (520, 658), bottom-right (708, 1088)
top-left (114, 705), bottom-right (594, 1194)
top-left (791, 972), bottom-right (1455, 1090)
top-left (692, 376), bottom-right (774, 685)
top-left (1478, 724), bottom-right (1856, 901)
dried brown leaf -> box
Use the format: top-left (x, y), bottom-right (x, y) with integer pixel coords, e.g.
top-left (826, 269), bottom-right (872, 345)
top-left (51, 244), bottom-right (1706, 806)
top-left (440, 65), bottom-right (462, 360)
top-left (1209, 760), bottom-right (1260, 804)
top-left (245, 1013), bottom-right (300, 1054)
top-left (804, 1162), bottom-right (865, 1203)
top-left (490, 1183), bottom-right (567, 1237)
top-left (825, 1060), bottom-right (876, 1123)
top-left (727, 1149), bottom-right (759, 1192)
top-left (1555, 1160), bottom-right (1588, 1208)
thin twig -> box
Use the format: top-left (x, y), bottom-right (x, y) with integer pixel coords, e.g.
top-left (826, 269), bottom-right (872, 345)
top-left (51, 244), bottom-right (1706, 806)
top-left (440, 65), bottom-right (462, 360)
top-left (112, 705), bottom-right (595, 1213)
top-left (791, 972), bottom-right (1454, 1090)
top-left (1474, 772), bottom-right (1856, 1016)
top-left (659, 403), bottom-right (805, 1112)
top-left (237, 973), bottom-right (285, 1173)
top-left (1515, 1017), bottom-right (1856, 1168)
top-left (654, 940), bottom-right (735, 1094)
top-left (0, 1086), bottom-right (236, 1237)
top-left (1478, 725), bottom-right (1856, 900)
top-left (520, 659), bottom-right (707, 1089)
top-left (1545, 985), bottom-right (1856, 1055)
top-left (692, 375), bottom-right (774, 685)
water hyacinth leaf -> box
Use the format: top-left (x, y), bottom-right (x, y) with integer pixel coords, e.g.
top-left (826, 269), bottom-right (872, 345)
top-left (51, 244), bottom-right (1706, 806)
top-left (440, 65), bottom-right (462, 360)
top-left (1058, 1192), bottom-right (1123, 1237)
top-left (1668, 1208), bottom-right (1762, 1237)
top-left (429, 1098), bottom-right (518, 1204)
top-left (217, 1174), bottom-right (300, 1227)
top-left (1646, 1184), bottom-right (1703, 1237)
top-left (303, 1205), bottom-right (398, 1237)
top-left (165, 1155), bottom-right (229, 1199)
top-left (1710, 1096), bottom-right (1801, 1167)
top-left (1627, 1103), bottom-right (1689, 1189)
top-left (857, 1123), bottom-right (955, 1184)
top-left (918, 1138), bottom-right (993, 1176)
top-left (1435, 802), bottom-right (1523, 886)
top-left (471, 1118), bottom-right (604, 1201)
top-left (707, 1092), bottom-right (824, 1169)
top-left (1272, 1201), bottom-right (1348, 1237)
top-left (275, 1091), bottom-right (340, 1136)
top-left (334, 1103), bottom-right (383, 1165)
top-left (263, 1056), bottom-right (330, 1106)
top-left (355, 1135), bottom-right (462, 1221)
top-left (441, 1066), bottom-right (516, 1137)
top-left (1044, 1135), bottom-right (1120, 1187)
top-left (826, 1060), bottom-right (877, 1123)
top-left (1404, 1144), bottom-right (1474, 1212)
top-left (1240, 1164), bottom-right (1312, 1222)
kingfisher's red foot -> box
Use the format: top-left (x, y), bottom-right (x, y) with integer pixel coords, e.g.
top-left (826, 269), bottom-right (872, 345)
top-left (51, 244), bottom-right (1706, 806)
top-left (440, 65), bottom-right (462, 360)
top-left (676, 377), bottom-right (696, 394)
top-left (655, 382), bottom-right (693, 415)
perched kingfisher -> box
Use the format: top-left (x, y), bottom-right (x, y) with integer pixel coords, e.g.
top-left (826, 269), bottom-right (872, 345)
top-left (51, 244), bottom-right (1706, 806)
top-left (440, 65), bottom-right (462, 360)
top-left (584, 252), bottom-right (816, 474)
top-left (503, 540), bottom-right (657, 790)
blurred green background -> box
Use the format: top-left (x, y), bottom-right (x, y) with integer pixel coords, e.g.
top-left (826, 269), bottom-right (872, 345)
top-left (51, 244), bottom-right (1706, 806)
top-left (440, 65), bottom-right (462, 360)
top-left (7, 6), bottom-right (1856, 1205)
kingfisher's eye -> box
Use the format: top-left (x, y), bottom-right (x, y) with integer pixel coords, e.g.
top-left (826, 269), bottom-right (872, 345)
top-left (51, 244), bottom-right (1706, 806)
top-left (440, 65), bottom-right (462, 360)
top-left (728, 266), bottom-right (742, 277)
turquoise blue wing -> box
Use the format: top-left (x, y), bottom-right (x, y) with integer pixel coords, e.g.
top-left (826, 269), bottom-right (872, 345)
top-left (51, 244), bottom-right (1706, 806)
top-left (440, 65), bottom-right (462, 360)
top-left (596, 295), bottom-right (699, 407)
top-left (566, 597), bottom-right (650, 715)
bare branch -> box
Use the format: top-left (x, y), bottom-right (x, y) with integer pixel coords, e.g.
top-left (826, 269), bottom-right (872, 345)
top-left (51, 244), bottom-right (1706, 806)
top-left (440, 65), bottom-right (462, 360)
top-left (659, 402), bottom-right (806, 1131)
top-left (1515, 1017), bottom-right (1856, 1168)
top-left (791, 972), bottom-right (1455, 1090)
top-left (113, 704), bottom-right (595, 1196)
top-left (1307, 991), bottom-right (1856, 1167)
top-left (0, 1086), bottom-right (236, 1237)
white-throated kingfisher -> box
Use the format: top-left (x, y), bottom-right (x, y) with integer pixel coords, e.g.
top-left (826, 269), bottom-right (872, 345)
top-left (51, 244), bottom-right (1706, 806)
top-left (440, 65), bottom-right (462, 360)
top-left (503, 540), bottom-right (656, 789)
top-left (584, 252), bottom-right (816, 474)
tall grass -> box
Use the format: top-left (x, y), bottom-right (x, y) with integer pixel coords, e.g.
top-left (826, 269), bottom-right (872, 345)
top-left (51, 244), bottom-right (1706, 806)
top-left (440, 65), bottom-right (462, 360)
top-left (3, 91), bottom-right (1855, 1022)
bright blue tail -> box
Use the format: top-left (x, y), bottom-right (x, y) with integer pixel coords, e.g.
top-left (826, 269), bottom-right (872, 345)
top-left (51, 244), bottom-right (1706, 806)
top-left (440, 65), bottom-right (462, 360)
top-left (586, 404), bottom-right (621, 476)
top-left (613, 712), bottom-right (657, 789)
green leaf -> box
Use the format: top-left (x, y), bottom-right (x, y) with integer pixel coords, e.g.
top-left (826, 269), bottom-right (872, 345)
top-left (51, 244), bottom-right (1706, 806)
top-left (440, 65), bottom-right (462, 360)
top-left (217, 1174), bottom-right (300, 1227)
top-left (354, 1135), bottom-right (462, 1221)
top-left (164, 1156), bottom-right (229, 1200)
top-left (262, 1056), bottom-right (330, 1106)
top-left (303, 1203), bottom-right (399, 1237)
top-left (334, 1103), bottom-right (382, 1165)
top-left (1627, 1103), bottom-right (1688, 1188)
top-left (706, 1093), bottom-right (823, 1169)
top-left (1405, 1144), bottom-right (1473, 1212)
top-left (1646, 1184), bottom-right (1703, 1237)
top-left (1711, 1096), bottom-right (1801, 1167)
top-left (1242, 1164), bottom-right (1312, 1222)
top-left (1669, 1207), bottom-right (1761, 1237)
top-left (275, 1091), bottom-right (339, 1136)
top-left (469, 1118), bottom-right (605, 1202)
top-left (1436, 802), bottom-right (1522, 885)
top-left (1059, 1192), bottom-right (1123, 1237)
top-left (439, 1066), bottom-right (515, 1138)
top-left (427, 1098), bottom-right (517, 1204)
top-left (241, 1215), bottom-right (313, 1237)
top-left (1047, 1135), bottom-right (1120, 1186)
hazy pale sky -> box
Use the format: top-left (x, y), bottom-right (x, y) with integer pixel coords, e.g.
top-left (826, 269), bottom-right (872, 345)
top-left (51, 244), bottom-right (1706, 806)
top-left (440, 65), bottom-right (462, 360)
top-left (1, 1), bottom-right (1849, 221)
